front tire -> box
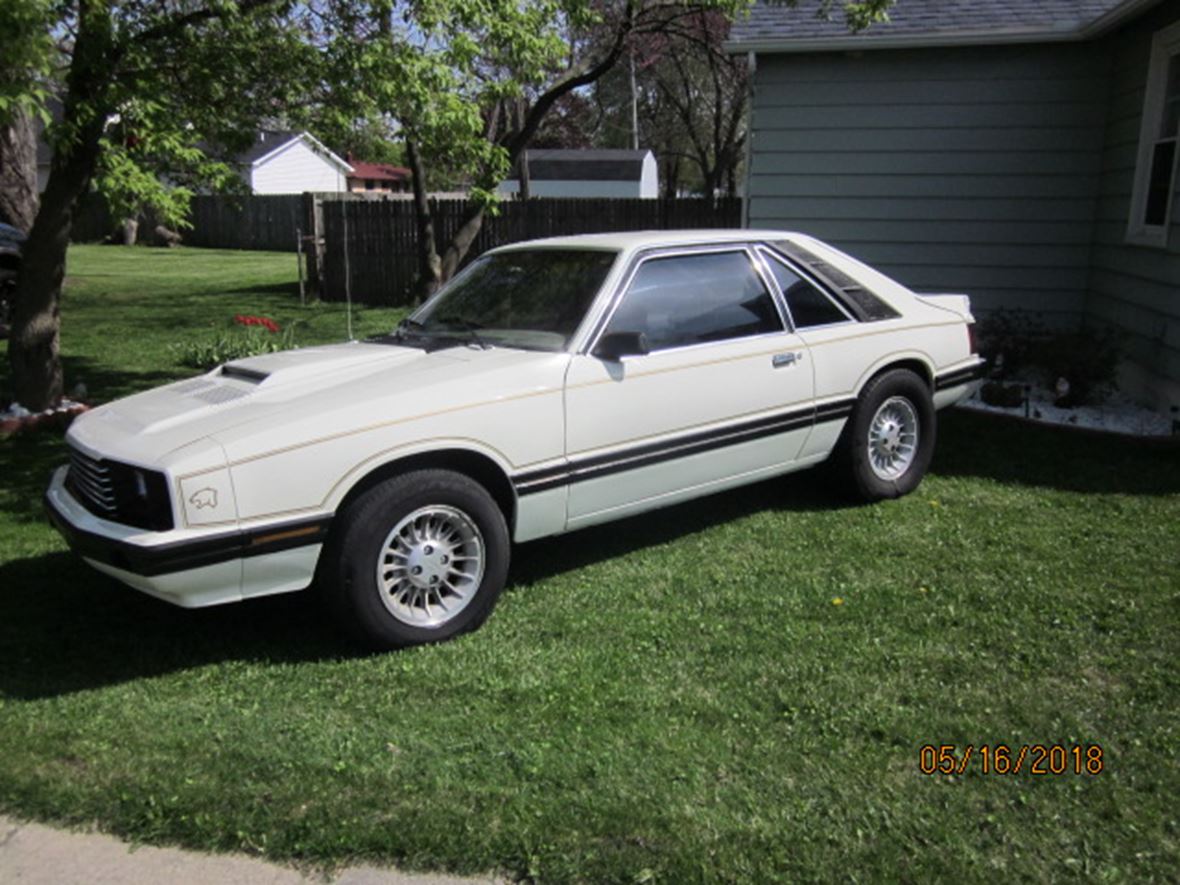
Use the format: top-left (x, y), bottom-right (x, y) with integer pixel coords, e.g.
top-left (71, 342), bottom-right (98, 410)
top-left (322, 469), bottom-right (510, 649)
top-left (841, 368), bottom-right (935, 502)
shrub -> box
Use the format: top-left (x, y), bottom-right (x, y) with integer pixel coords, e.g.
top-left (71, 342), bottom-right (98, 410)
top-left (173, 316), bottom-right (297, 369)
top-left (1035, 325), bottom-right (1122, 406)
top-left (975, 310), bottom-right (1122, 406)
top-left (975, 309), bottom-right (1048, 379)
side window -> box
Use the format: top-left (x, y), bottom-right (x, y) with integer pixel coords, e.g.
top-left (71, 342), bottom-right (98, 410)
top-left (604, 251), bottom-right (782, 351)
top-left (1129, 21), bottom-right (1180, 246)
top-left (765, 255), bottom-right (851, 328)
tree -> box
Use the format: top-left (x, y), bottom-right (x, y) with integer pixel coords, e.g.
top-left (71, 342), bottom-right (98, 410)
top-left (0, 0), bottom-right (315, 410)
top-left (634, 10), bottom-right (750, 199)
top-left (320, 0), bottom-right (894, 300)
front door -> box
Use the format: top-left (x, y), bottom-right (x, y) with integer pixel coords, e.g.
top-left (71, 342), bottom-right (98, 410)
top-left (563, 247), bottom-right (814, 528)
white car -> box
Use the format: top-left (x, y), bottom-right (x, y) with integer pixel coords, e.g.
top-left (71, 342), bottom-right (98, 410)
top-left (46, 230), bottom-right (984, 647)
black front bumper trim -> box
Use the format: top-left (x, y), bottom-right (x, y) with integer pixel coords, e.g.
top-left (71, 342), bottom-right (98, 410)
top-left (46, 492), bottom-right (331, 578)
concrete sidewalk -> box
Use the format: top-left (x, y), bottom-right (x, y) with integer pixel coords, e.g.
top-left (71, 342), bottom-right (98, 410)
top-left (0, 816), bottom-right (500, 885)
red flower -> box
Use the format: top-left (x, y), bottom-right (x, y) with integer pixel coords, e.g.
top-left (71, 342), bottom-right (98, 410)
top-left (234, 314), bottom-right (280, 333)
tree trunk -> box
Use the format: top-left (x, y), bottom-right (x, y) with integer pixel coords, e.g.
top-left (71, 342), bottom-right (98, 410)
top-left (9, 130), bottom-right (101, 410)
top-left (0, 107), bottom-right (40, 231)
top-left (406, 138), bottom-right (441, 303)
top-left (439, 204), bottom-right (486, 281)
top-left (8, 3), bottom-right (112, 411)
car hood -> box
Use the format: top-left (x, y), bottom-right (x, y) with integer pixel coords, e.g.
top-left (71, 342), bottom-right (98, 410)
top-left (67, 341), bottom-right (564, 471)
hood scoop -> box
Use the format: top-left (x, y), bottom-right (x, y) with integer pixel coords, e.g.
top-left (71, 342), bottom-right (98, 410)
top-left (221, 364), bottom-right (269, 383)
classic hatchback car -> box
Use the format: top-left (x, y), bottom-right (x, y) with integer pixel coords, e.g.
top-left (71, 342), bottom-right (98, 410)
top-left (46, 230), bottom-right (984, 647)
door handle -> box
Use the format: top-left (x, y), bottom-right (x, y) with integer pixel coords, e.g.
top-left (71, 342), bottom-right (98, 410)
top-left (772, 352), bottom-right (799, 368)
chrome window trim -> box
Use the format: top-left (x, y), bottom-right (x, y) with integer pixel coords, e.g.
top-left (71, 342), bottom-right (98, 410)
top-left (578, 244), bottom-right (790, 357)
top-left (755, 245), bottom-right (857, 329)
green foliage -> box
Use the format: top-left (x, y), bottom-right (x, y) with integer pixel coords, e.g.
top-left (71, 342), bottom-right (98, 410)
top-left (96, 100), bottom-right (245, 229)
top-left (0, 0), bottom-right (56, 125)
top-left (173, 324), bottom-right (299, 370)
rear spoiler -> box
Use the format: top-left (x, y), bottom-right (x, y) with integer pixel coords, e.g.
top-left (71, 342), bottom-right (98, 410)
top-left (916, 293), bottom-right (974, 323)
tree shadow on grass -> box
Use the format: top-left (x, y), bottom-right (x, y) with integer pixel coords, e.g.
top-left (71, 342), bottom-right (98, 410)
top-left (932, 408), bottom-right (1180, 496)
top-left (230, 280), bottom-right (301, 297)
top-left (0, 553), bottom-right (360, 701)
top-left (509, 466), bottom-right (853, 589)
top-left (0, 356), bottom-right (184, 409)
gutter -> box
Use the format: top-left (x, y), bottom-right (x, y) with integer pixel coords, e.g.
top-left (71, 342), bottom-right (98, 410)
top-left (724, 0), bottom-right (1166, 55)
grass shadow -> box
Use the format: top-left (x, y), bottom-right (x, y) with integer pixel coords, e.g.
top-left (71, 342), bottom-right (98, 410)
top-left (1, 432), bottom-right (66, 523)
top-left (510, 466), bottom-right (853, 588)
top-left (0, 552), bottom-right (361, 701)
top-left (933, 408), bottom-right (1180, 495)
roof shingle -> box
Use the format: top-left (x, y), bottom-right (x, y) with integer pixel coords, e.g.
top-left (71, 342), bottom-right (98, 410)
top-left (730, 0), bottom-right (1139, 47)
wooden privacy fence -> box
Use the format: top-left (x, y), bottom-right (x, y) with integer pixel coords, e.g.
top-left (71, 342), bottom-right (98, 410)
top-left (184, 194), bottom-right (309, 252)
top-left (320, 197), bottom-right (742, 307)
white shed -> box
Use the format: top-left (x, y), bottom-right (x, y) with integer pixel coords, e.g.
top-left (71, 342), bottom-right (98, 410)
top-left (499, 149), bottom-right (659, 199)
top-left (237, 131), bottom-right (352, 195)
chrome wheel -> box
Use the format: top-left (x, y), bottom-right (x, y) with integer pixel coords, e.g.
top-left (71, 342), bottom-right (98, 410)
top-left (867, 395), bottom-right (919, 481)
top-left (376, 505), bottom-right (485, 628)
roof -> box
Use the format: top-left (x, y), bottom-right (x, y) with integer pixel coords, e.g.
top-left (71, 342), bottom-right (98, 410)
top-left (727, 0), bottom-right (1162, 53)
top-left (236, 131), bottom-right (352, 172)
top-left (492, 229), bottom-right (797, 252)
top-left (346, 160), bottom-right (411, 182)
top-left (516, 149), bottom-right (652, 182)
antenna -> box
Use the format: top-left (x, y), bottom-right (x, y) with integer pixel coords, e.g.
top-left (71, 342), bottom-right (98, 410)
top-left (341, 200), bottom-right (354, 341)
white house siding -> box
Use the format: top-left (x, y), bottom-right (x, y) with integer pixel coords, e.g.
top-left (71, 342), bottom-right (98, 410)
top-left (746, 44), bottom-right (1109, 325)
top-left (249, 139), bottom-right (347, 194)
top-left (1088, 0), bottom-right (1180, 409)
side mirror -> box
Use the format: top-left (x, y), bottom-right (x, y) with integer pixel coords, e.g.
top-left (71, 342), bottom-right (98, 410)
top-left (594, 331), bottom-right (650, 362)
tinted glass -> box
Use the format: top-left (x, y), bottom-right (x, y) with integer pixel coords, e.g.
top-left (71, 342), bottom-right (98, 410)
top-left (414, 249), bottom-right (617, 351)
top-left (766, 256), bottom-right (849, 328)
top-left (605, 251), bottom-right (782, 351)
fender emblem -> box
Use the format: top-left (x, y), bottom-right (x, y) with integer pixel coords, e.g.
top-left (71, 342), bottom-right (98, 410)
top-left (189, 488), bottom-right (219, 510)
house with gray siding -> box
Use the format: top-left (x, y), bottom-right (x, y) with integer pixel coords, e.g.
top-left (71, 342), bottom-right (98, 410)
top-left (730, 0), bottom-right (1180, 410)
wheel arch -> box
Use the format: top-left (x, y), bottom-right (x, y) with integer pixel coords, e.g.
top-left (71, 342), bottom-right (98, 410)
top-left (327, 445), bottom-right (518, 535)
top-left (854, 354), bottom-right (935, 399)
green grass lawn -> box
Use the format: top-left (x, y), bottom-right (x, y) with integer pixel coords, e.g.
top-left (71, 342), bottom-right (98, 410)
top-left (2, 245), bottom-right (1179, 882)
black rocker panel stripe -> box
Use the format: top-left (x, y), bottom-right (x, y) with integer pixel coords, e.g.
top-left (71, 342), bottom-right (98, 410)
top-left (514, 399), bottom-right (855, 496)
top-left (45, 496), bottom-right (332, 578)
top-left (935, 362), bottom-right (986, 391)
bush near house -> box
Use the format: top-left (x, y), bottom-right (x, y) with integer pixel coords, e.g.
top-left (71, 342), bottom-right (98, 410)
top-left (0, 247), bottom-right (1177, 883)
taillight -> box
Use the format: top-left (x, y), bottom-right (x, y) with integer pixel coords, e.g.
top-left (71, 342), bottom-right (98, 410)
top-left (967, 322), bottom-right (978, 355)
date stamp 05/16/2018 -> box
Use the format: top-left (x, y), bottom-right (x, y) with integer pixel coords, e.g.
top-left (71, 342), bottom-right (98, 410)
top-left (918, 744), bottom-right (1105, 777)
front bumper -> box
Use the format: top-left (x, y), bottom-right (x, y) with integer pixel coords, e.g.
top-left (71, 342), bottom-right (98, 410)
top-left (45, 466), bottom-right (331, 607)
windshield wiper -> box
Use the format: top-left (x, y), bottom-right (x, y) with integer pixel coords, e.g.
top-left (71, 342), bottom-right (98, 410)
top-left (388, 316), bottom-right (426, 342)
top-left (437, 315), bottom-right (491, 350)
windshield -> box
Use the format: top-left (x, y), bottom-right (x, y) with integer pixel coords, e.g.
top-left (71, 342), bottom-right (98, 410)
top-left (401, 248), bottom-right (618, 352)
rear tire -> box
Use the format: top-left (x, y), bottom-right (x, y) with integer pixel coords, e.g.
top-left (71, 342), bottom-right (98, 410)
top-left (321, 469), bottom-right (510, 649)
top-left (840, 368), bottom-right (935, 502)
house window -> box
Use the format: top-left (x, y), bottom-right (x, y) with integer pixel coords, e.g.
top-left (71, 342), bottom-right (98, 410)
top-left (1128, 21), bottom-right (1180, 246)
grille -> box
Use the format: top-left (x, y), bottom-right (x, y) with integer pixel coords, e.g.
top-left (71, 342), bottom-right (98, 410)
top-left (66, 446), bottom-right (119, 521)
top-left (64, 443), bottom-right (174, 531)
